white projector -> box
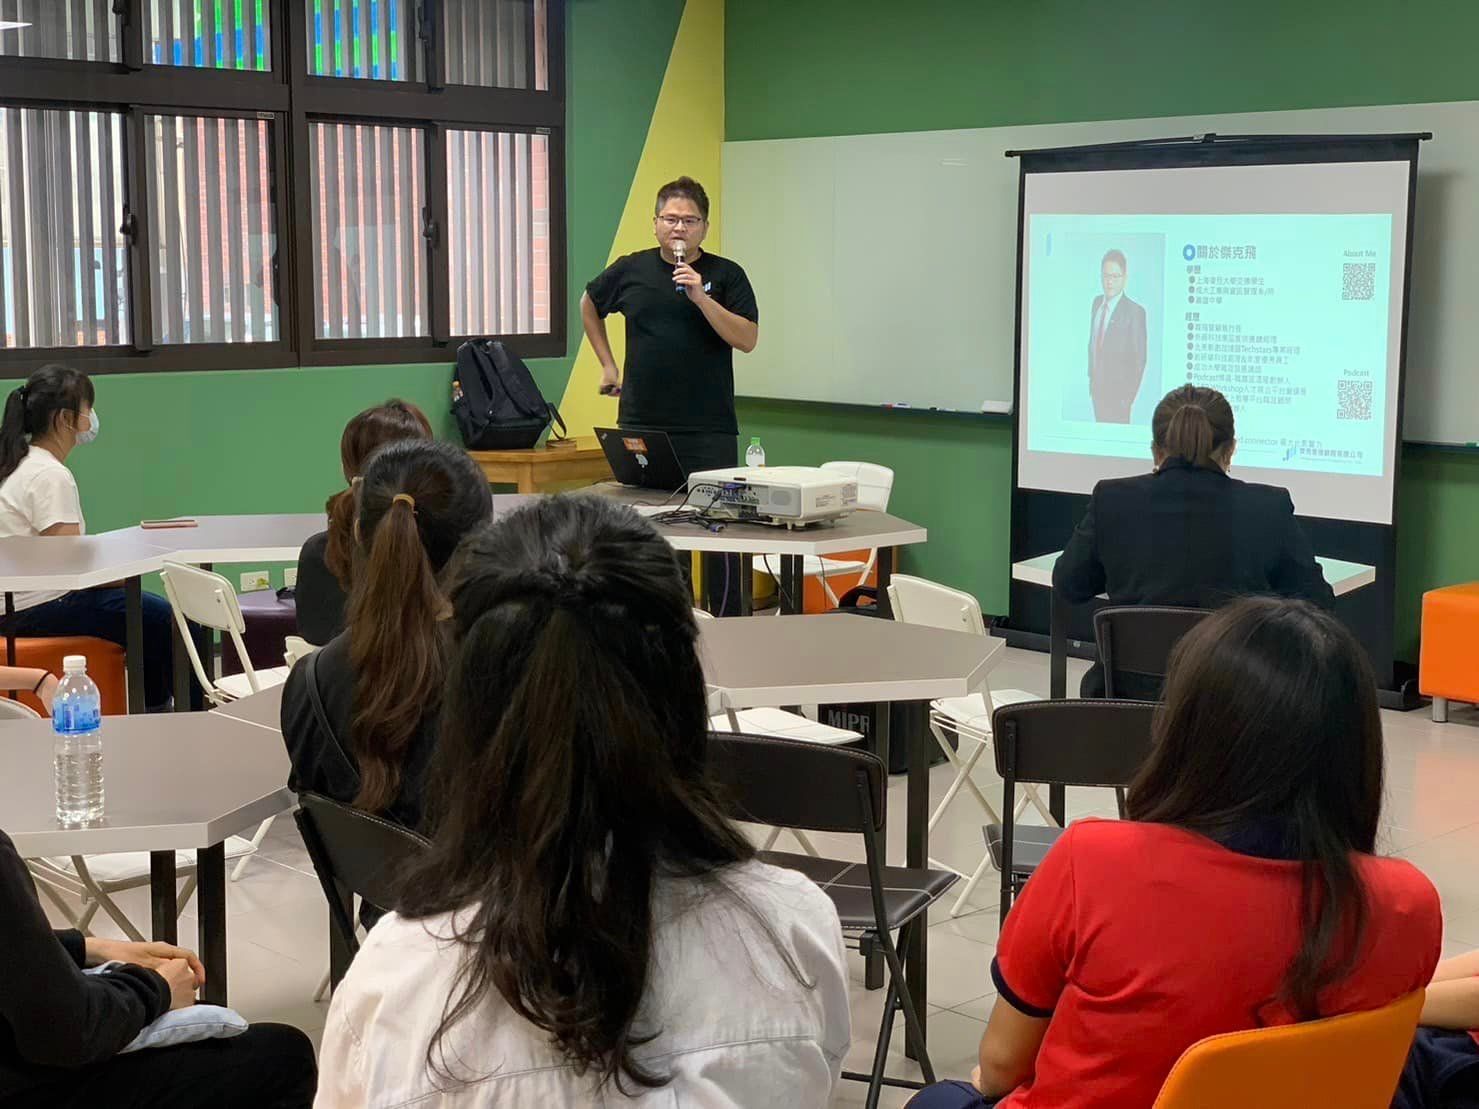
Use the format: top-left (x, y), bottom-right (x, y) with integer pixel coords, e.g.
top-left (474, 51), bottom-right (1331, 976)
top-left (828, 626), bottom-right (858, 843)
top-left (685, 466), bottom-right (858, 527)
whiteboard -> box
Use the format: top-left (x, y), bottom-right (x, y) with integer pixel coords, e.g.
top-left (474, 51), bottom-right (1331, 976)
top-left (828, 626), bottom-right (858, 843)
top-left (721, 99), bottom-right (1479, 443)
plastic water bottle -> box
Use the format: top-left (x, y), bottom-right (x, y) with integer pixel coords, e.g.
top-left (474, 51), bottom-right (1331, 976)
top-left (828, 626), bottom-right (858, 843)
top-left (53, 655), bottom-right (104, 825)
top-left (745, 436), bottom-right (766, 468)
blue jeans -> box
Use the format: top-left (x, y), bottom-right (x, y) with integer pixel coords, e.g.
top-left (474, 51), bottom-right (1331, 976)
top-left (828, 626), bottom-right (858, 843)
top-left (1, 588), bottom-right (196, 710)
top-left (906, 1081), bottom-right (998, 1108)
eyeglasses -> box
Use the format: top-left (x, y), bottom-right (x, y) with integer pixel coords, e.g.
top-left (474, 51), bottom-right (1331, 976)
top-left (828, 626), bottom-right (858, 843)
top-left (657, 215), bottom-right (704, 229)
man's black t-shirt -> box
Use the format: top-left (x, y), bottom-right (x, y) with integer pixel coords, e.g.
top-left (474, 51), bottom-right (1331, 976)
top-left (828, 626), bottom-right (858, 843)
top-left (585, 247), bottom-right (758, 435)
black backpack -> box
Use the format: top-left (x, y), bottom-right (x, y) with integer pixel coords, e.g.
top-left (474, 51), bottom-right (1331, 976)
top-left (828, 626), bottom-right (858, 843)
top-left (451, 339), bottom-right (566, 451)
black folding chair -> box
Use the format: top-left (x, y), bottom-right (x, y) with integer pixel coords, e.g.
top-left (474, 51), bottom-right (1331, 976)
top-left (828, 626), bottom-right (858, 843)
top-left (707, 732), bottom-right (956, 1109)
top-left (984, 700), bottom-right (1157, 920)
top-left (1094, 605), bottom-right (1209, 701)
top-left (293, 791), bottom-right (431, 989)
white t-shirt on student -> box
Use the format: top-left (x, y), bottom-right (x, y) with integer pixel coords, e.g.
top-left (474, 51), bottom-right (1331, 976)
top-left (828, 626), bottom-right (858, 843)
top-left (315, 859), bottom-right (852, 1108)
top-left (0, 446), bottom-right (86, 610)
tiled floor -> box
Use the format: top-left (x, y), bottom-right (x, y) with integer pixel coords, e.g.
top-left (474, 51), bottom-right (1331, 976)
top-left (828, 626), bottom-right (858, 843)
top-left (44, 648), bottom-right (1479, 1108)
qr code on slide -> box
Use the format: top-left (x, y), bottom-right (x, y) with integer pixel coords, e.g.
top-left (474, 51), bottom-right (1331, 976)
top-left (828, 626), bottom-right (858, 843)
top-left (1337, 379), bottom-right (1373, 421)
top-left (1342, 262), bottom-right (1376, 300)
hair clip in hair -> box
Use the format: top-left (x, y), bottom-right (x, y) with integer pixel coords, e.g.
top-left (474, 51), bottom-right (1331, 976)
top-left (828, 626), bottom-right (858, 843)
top-left (392, 493), bottom-right (417, 511)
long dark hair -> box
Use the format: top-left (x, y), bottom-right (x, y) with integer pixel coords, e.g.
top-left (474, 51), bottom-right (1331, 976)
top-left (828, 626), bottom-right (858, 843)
top-left (396, 494), bottom-right (758, 1092)
top-left (324, 399), bottom-right (432, 589)
top-left (346, 439), bottom-right (490, 814)
top-left (1126, 597), bottom-right (1384, 1021)
top-left (0, 365), bottom-right (95, 485)
top-left (1151, 384), bottom-right (1236, 470)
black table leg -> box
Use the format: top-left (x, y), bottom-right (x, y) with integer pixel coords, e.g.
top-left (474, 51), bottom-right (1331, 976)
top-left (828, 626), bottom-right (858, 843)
top-left (196, 843), bottom-right (228, 1006)
top-left (1048, 588), bottom-right (1068, 825)
top-left (779, 554), bottom-right (803, 615)
top-left (904, 696), bottom-right (930, 1058)
top-left (5, 592), bottom-right (14, 699)
top-left (125, 577), bottom-right (145, 714)
top-left (862, 702), bottom-right (891, 994)
top-left (171, 618), bottom-right (192, 713)
top-left (738, 554), bottom-right (753, 617)
top-left (150, 851), bottom-right (178, 944)
top-left (875, 548), bottom-right (895, 617)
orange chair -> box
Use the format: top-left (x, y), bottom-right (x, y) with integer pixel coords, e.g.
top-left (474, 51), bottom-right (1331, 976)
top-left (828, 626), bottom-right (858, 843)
top-left (8, 636), bottom-right (128, 716)
top-left (1420, 583), bottom-right (1479, 723)
top-left (1151, 989), bottom-right (1424, 1109)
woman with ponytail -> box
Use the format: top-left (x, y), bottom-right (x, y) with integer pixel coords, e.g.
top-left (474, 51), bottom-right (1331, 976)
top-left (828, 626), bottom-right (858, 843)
top-left (294, 399), bottom-right (432, 645)
top-left (315, 494), bottom-right (849, 1107)
top-left (0, 366), bottom-right (183, 710)
top-left (1053, 384), bottom-right (1335, 696)
top-left (280, 439), bottom-right (490, 838)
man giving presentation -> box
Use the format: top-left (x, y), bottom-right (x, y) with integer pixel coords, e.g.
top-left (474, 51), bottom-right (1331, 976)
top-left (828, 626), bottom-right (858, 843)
top-left (1087, 248), bottom-right (1147, 423)
top-left (580, 175), bottom-right (759, 475)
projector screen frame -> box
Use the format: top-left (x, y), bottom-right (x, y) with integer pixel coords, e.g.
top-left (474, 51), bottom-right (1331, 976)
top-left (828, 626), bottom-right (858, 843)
top-left (1003, 132), bottom-right (1427, 699)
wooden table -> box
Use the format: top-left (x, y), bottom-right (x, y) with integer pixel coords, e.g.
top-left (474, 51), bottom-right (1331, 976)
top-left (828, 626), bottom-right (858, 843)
top-left (469, 437), bottom-right (612, 493)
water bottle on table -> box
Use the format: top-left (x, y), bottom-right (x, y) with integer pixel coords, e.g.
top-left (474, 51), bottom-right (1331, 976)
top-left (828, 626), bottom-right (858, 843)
top-left (745, 436), bottom-right (766, 468)
top-left (53, 655), bottom-right (104, 825)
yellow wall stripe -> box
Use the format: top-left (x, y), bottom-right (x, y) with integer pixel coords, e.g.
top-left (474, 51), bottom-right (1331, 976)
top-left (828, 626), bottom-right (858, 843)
top-left (558, 0), bottom-right (725, 435)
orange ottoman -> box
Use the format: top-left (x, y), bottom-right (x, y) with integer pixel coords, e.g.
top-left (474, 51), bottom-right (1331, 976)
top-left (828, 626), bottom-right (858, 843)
top-left (1420, 583), bottom-right (1479, 723)
top-left (9, 636), bottom-right (128, 716)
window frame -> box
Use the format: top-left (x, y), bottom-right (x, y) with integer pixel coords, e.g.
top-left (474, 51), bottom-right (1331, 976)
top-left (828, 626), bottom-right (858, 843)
top-left (0, 0), bottom-right (566, 374)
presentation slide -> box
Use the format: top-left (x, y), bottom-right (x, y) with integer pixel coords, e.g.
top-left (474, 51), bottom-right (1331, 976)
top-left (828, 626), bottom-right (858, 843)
top-left (1017, 161), bottom-right (1410, 526)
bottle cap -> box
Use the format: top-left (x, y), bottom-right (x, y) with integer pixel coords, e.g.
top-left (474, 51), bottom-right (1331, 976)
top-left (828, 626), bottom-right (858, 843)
top-left (750, 436), bottom-right (761, 445)
top-left (62, 655), bottom-right (87, 673)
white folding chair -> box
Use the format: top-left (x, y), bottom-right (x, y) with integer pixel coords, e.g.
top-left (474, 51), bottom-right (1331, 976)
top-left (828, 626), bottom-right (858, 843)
top-left (284, 636), bottom-right (318, 668)
top-left (28, 841), bottom-right (257, 941)
top-left (886, 574), bottom-right (1053, 916)
top-left (160, 562), bottom-right (290, 880)
top-left (761, 461), bottom-right (896, 608)
top-left (1, 695), bottom-right (259, 935)
top-left (695, 610), bottom-right (861, 856)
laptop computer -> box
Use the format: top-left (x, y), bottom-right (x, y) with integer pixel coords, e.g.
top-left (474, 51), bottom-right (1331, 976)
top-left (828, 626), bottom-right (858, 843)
top-left (594, 427), bottom-right (689, 492)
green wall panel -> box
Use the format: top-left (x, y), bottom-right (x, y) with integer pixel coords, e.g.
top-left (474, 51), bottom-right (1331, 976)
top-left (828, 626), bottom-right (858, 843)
top-left (0, 0), bottom-right (684, 571)
top-left (729, 0), bottom-right (1479, 661)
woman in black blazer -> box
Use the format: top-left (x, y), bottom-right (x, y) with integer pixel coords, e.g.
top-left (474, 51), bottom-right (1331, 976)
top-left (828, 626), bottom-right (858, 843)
top-left (1054, 385), bottom-right (1334, 695)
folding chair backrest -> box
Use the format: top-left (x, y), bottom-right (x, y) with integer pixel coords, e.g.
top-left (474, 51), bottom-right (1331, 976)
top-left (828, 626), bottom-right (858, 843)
top-left (992, 699), bottom-right (1157, 789)
top-left (886, 574), bottom-right (984, 637)
top-left (161, 561), bottom-right (259, 698)
top-left (294, 792), bottom-right (430, 918)
top-left (1151, 989), bottom-right (1424, 1109)
top-left (707, 731), bottom-right (886, 834)
top-left (0, 697), bottom-right (41, 719)
top-left (160, 562), bottom-right (247, 634)
top-left (821, 461), bottom-right (894, 512)
top-left (284, 636), bottom-right (318, 668)
top-left (1095, 606), bottom-right (1209, 700)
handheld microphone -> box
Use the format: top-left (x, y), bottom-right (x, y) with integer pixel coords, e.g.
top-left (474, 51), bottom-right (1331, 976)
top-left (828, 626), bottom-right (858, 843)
top-left (672, 239), bottom-right (686, 294)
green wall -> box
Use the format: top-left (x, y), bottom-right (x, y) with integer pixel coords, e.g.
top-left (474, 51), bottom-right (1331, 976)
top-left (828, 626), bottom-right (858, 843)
top-left (0, 0), bottom-right (685, 564)
top-left (728, 0), bottom-right (1479, 661)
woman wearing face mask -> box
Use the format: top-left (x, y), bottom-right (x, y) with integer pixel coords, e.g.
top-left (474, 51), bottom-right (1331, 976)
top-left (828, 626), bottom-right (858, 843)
top-left (0, 365), bottom-right (185, 711)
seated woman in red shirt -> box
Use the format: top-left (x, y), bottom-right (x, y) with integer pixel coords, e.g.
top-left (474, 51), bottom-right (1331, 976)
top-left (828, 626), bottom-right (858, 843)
top-left (908, 596), bottom-right (1442, 1108)
top-left (1393, 953), bottom-right (1479, 1108)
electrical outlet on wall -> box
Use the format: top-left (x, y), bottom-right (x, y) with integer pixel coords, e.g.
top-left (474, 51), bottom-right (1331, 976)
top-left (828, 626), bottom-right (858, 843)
top-left (240, 570), bottom-right (271, 593)
top-left (283, 567), bottom-right (298, 589)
